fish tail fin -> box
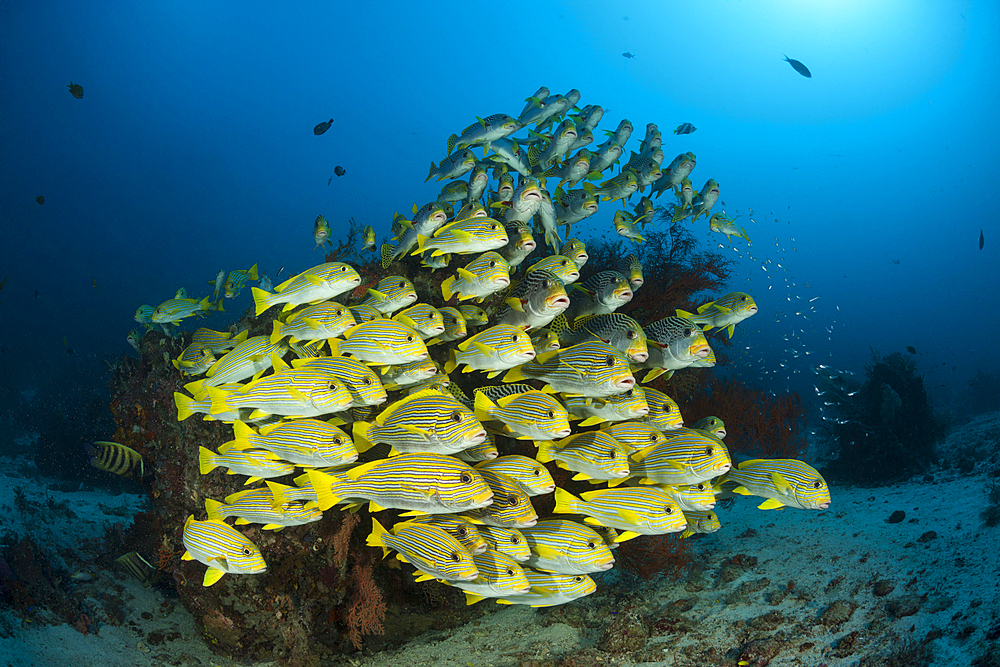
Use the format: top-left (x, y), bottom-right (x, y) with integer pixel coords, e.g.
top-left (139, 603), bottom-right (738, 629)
top-left (251, 287), bottom-right (272, 316)
top-left (366, 518), bottom-right (391, 557)
top-left (305, 469), bottom-right (341, 511)
top-left (198, 446), bottom-right (217, 475)
top-left (549, 314), bottom-right (568, 339)
top-left (444, 349), bottom-right (458, 374)
top-left (207, 386), bottom-right (230, 415)
top-left (552, 487), bottom-right (580, 514)
top-left (326, 338), bottom-right (341, 356)
top-left (174, 392), bottom-right (196, 421)
top-left (247, 263), bottom-right (259, 281)
top-left (535, 440), bottom-right (554, 462)
top-left (204, 498), bottom-right (225, 521)
top-left (473, 391), bottom-right (495, 422)
top-left (425, 162), bottom-right (438, 182)
top-left (441, 275), bottom-right (456, 301)
top-left (446, 134), bottom-right (458, 155)
top-left (379, 244), bottom-right (396, 269)
top-left (270, 320), bottom-right (284, 344)
top-left (740, 228), bottom-right (750, 243)
top-left (352, 422), bottom-right (376, 453)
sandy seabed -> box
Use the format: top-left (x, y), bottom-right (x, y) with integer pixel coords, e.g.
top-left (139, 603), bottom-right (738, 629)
top-left (2, 413), bottom-right (999, 667)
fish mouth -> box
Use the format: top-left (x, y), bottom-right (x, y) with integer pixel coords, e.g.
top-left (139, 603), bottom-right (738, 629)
top-left (611, 469), bottom-right (630, 478)
top-left (552, 427), bottom-right (572, 438)
top-left (715, 462), bottom-right (732, 473)
top-left (817, 501), bottom-right (830, 510)
top-left (632, 407), bottom-right (650, 417)
top-left (495, 277), bottom-right (511, 287)
top-left (596, 560), bottom-right (615, 571)
top-left (616, 289), bottom-right (633, 302)
top-left (517, 351), bottom-right (536, 363)
top-left (517, 517), bottom-right (538, 527)
top-left (584, 204), bottom-right (599, 213)
top-left (547, 295), bottom-right (571, 309)
top-left (566, 272), bottom-right (580, 281)
top-left (471, 430), bottom-right (488, 444)
top-left (630, 351), bottom-right (649, 363)
top-left (519, 240), bottom-right (537, 251)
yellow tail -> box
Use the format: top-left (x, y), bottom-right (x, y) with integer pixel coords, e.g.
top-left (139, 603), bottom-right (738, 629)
top-left (198, 446), bottom-right (217, 475)
top-left (204, 498), bottom-right (225, 521)
top-left (352, 422), bottom-right (376, 453)
top-left (251, 287), bottom-right (272, 316)
top-left (174, 392), bottom-right (196, 421)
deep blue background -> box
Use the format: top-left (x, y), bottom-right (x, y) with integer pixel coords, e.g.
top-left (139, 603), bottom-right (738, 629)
top-left (1, 0), bottom-right (997, 430)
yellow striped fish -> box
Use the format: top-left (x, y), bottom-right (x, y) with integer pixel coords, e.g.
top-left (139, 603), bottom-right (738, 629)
top-left (456, 304), bottom-right (489, 325)
top-left (444, 324), bottom-right (535, 377)
top-left (476, 526), bottom-right (530, 562)
top-left (552, 487), bottom-right (686, 540)
top-left (85, 441), bottom-right (146, 478)
top-left (403, 515), bottom-right (489, 555)
top-left (440, 252), bottom-right (511, 302)
top-left (198, 446), bottom-right (295, 484)
top-left (361, 276), bottom-right (418, 314)
top-left (525, 255), bottom-right (580, 285)
top-left (431, 306), bottom-right (468, 345)
top-left (367, 519), bottom-right (479, 582)
top-left (222, 264), bottom-right (259, 299)
top-left (677, 292), bottom-right (758, 339)
top-left (348, 303), bottom-right (384, 322)
top-left (643, 387), bottom-right (684, 430)
top-left (599, 421), bottom-right (666, 454)
top-left (353, 389), bottom-right (486, 456)
top-left (270, 303), bottom-right (356, 344)
top-left (659, 482), bottom-right (717, 512)
top-left (207, 368), bottom-right (353, 419)
top-left (414, 216), bottom-right (508, 257)
top-left (173, 383), bottom-right (248, 422)
top-left (690, 416), bottom-right (726, 439)
top-left (393, 303), bottom-right (445, 339)
top-left (288, 339), bottom-right (326, 359)
top-left (472, 386), bottom-right (571, 441)
top-left (304, 454), bottom-right (493, 514)
top-left (181, 515), bottom-right (267, 586)
top-left (381, 358), bottom-right (438, 390)
top-left (152, 296), bottom-right (222, 325)
top-left (251, 262), bottom-right (361, 315)
top-left (530, 329), bottom-right (561, 355)
top-left (680, 509), bottom-right (721, 538)
top-left (506, 341), bottom-right (634, 397)
top-left (518, 520), bottom-right (614, 574)
top-left (560, 238), bottom-right (589, 267)
top-left (183, 336), bottom-right (288, 397)
top-left (204, 489), bottom-right (323, 530)
top-left (562, 385), bottom-right (650, 426)
top-left (448, 549), bottom-right (531, 604)
top-left (290, 356), bottom-right (387, 407)
top-left (190, 328), bottom-right (248, 354)
top-left (220, 419), bottom-right (357, 467)
top-left (475, 456), bottom-right (555, 496)
top-left (536, 431), bottom-right (630, 483)
top-left (172, 345), bottom-right (216, 376)
top-left (462, 469), bottom-right (537, 528)
top-left (495, 569), bottom-right (596, 607)
top-left (719, 459), bottom-right (830, 510)
top-left (628, 430), bottom-right (732, 485)
top-left (328, 319), bottom-right (429, 367)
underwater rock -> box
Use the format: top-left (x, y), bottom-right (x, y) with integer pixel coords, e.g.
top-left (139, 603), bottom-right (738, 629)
top-left (886, 510), bottom-right (906, 523)
top-left (916, 530), bottom-right (938, 543)
top-left (598, 608), bottom-right (648, 654)
top-left (819, 599), bottom-right (857, 626)
top-left (886, 593), bottom-right (923, 618)
top-left (872, 579), bottom-right (895, 597)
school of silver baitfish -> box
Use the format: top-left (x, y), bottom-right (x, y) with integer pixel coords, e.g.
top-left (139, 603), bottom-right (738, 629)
top-left (129, 87), bottom-right (831, 605)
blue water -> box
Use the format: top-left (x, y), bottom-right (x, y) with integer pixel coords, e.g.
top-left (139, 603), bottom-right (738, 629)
top-left (1, 1), bottom-right (997, 430)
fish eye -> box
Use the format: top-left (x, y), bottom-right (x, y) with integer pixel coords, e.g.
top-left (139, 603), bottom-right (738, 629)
top-left (705, 447), bottom-right (714, 456)
top-left (813, 481), bottom-right (822, 489)
top-left (547, 410), bottom-right (555, 419)
top-left (626, 330), bottom-right (636, 339)
top-left (451, 411), bottom-right (463, 423)
top-left (457, 527), bottom-right (468, 537)
top-left (683, 328), bottom-right (693, 337)
top-left (506, 568), bottom-right (515, 576)
top-left (560, 260), bottom-right (567, 266)
top-left (511, 334), bottom-right (518, 342)
top-left (532, 467), bottom-right (541, 476)
top-left (507, 494), bottom-right (519, 506)
top-left (608, 450), bottom-right (618, 459)
top-left (328, 382), bottom-right (338, 391)
top-left (460, 473), bottom-right (472, 483)
top-left (450, 551), bottom-right (460, 563)
top-left (242, 547), bottom-right (252, 556)
top-left (697, 483), bottom-right (706, 490)
top-left (605, 355), bottom-right (615, 367)
top-left (541, 279), bottom-right (550, 288)
top-left (491, 223), bottom-right (498, 230)
top-left (406, 335), bottom-right (414, 342)
top-left (332, 437), bottom-right (342, 445)
top-left (489, 261), bottom-right (496, 267)
top-left (587, 541), bottom-right (596, 549)
top-left (398, 281), bottom-right (406, 288)
top-left (510, 536), bottom-right (520, 544)
top-left (663, 506), bottom-right (673, 514)
top-left (623, 389), bottom-right (633, 397)
top-left (574, 576), bottom-right (584, 582)
top-left (363, 377), bottom-right (372, 385)
top-left (649, 434), bottom-right (657, 441)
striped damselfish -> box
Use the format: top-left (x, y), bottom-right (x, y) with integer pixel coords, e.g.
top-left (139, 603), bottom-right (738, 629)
top-left (353, 389), bottom-right (486, 456)
top-left (719, 459), bottom-right (830, 510)
top-left (552, 487), bottom-right (686, 540)
top-left (205, 488), bottom-right (323, 531)
top-left (251, 262), bottom-right (361, 315)
top-left (221, 419), bottom-right (357, 467)
top-left (181, 515), bottom-right (267, 586)
top-left (367, 519), bottom-right (479, 582)
top-left (327, 319), bottom-right (429, 367)
top-left (518, 520), bottom-right (614, 575)
top-left (504, 341), bottom-right (635, 397)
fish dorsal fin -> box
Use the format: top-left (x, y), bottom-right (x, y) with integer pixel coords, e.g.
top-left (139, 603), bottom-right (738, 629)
top-left (345, 459), bottom-right (383, 480)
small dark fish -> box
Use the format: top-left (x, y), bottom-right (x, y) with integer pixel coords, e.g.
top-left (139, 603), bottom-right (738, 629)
top-left (980, 229), bottom-right (985, 250)
top-left (92, 278), bottom-right (97, 288)
top-left (334, 165), bottom-right (346, 177)
top-left (67, 81), bottom-right (84, 99)
top-left (276, 266), bottom-right (285, 277)
top-left (906, 346), bottom-right (916, 355)
top-left (891, 259), bottom-right (900, 265)
top-left (782, 55), bottom-right (812, 78)
top-left (87, 441), bottom-right (146, 478)
top-left (115, 552), bottom-right (160, 587)
top-left (34, 290), bottom-right (39, 298)
top-left (622, 52), bottom-right (635, 59)
top-left (328, 176), bottom-right (333, 186)
top-left (66, 348), bottom-right (73, 354)
top-left (314, 118), bottom-right (334, 135)
top-left (674, 123), bottom-right (697, 135)
top-left (36, 195), bottom-right (44, 205)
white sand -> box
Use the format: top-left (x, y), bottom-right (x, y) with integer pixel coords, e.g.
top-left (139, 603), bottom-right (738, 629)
top-left (2, 414), bottom-right (999, 667)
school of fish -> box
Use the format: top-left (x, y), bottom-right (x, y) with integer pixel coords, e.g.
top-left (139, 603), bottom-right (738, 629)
top-left (124, 87), bottom-right (830, 606)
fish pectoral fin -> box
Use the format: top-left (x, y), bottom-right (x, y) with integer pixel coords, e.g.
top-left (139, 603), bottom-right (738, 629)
top-left (456, 267), bottom-right (478, 282)
top-left (304, 274), bottom-right (324, 286)
top-left (616, 509), bottom-right (643, 524)
top-left (571, 472), bottom-right (591, 481)
top-left (504, 297), bottom-right (526, 312)
top-left (769, 472), bottom-right (793, 494)
top-left (400, 424), bottom-right (433, 438)
top-left (471, 341), bottom-right (495, 356)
